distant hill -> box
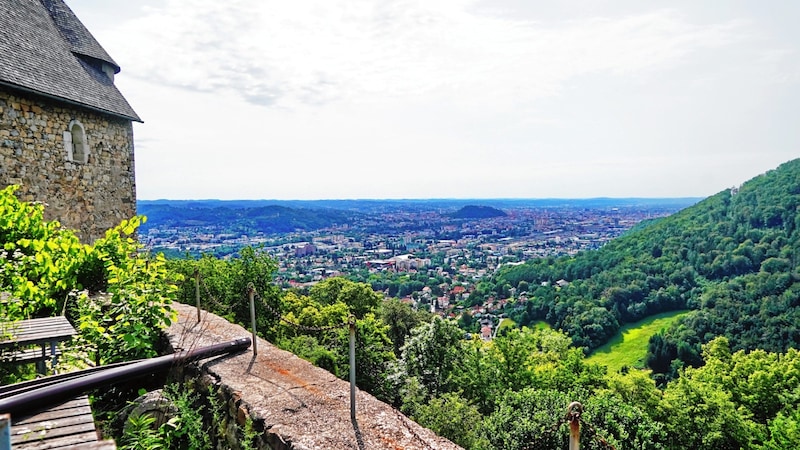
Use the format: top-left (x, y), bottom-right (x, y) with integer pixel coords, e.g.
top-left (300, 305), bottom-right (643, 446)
top-left (451, 205), bottom-right (507, 219)
top-left (137, 203), bottom-right (356, 234)
top-left (495, 158), bottom-right (800, 375)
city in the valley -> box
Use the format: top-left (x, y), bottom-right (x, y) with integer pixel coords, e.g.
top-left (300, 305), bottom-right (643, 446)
top-left (140, 198), bottom-right (697, 335)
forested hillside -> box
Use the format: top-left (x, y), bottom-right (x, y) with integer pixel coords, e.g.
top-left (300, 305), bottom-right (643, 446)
top-left (494, 158), bottom-right (800, 375)
top-left (137, 203), bottom-right (357, 234)
top-left (451, 205), bottom-right (507, 219)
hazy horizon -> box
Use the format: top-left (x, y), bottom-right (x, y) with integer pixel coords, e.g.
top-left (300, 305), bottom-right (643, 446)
top-left (137, 196), bottom-right (704, 202)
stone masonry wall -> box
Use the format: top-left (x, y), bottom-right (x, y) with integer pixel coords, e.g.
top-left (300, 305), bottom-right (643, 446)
top-left (0, 86), bottom-right (135, 242)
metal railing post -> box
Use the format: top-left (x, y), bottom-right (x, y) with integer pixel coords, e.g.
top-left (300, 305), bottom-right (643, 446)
top-left (349, 315), bottom-right (356, 421)
top-left (248, 283), bottom-right (258, 356)
top-left (194, 269), bottom-right (201, 323)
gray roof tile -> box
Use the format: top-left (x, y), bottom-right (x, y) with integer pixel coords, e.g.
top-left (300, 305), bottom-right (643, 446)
top-left (0, 0), bottom-right (141, 122)
top-left (40, 0), bottom-right (119, 71)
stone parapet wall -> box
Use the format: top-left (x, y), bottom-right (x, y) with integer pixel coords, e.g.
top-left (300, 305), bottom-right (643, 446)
top-left (0, 86), bottom-right (135, 242)
top-left (167, 302), bottom-right (463, 450)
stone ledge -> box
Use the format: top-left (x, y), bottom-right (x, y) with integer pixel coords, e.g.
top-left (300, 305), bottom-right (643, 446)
top-left (166, 302), bottom-right (462, 450)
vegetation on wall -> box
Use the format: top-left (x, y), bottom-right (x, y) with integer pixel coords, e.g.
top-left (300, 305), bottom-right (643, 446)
top-left (76, 217), bottom-right (179, 364)
top-left (119, 382), bottom-right (216, 450)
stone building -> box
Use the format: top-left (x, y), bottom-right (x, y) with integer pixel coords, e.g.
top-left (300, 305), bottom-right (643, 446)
top-left (0, 0), bottom-right (141, 242)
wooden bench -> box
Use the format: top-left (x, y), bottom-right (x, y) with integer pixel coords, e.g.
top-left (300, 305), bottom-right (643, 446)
top-left (1, 318), bottom-right (115, 449)
top-left (0, 317), bottom-right (76, 375)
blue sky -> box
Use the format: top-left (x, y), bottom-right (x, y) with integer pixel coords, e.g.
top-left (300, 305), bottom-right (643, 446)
top-left (67, 0), bottom-right (800, 200)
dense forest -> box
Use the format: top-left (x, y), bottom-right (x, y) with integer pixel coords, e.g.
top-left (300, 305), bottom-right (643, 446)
top-left (491, 158), bottom-right (800, 378)
top-left (171, 262), bottom-right (800, 450)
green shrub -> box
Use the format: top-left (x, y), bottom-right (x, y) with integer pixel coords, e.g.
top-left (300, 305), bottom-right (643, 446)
top-left (168, 246), bottom-right (280, 340)
top-left (120, 414), bottom-right (166, 450)
top-left (76, 217), bottom-right (179, 364)
top-left (0, 185), bottom-right (88, 319)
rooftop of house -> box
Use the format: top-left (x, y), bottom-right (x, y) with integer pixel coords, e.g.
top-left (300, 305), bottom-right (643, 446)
top-left (0, 0), bottom-right (140, 122)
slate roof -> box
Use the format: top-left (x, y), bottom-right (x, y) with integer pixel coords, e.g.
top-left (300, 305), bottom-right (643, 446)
top-left (0, 0), bottom-right (141, 122)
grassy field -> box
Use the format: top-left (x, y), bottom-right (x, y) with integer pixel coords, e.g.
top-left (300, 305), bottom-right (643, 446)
top-left (586, 310), bottom-right (689, 373)
top-left (498, 317), bottom-right (517, 332)
top-left (531, 320), bottom-right (551, 330)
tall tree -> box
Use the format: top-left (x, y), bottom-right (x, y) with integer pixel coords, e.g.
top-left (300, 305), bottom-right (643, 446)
top-left (379, 298), bottom-right (432, 356)
top-left (398, 317), bottom-right (465, 397)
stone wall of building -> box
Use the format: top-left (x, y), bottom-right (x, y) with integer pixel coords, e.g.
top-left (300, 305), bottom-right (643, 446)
top-left (0, 87), bottom-right (136, 242)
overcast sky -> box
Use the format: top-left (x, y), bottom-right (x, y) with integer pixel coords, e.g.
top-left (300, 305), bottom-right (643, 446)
top-left (67, 0), bottom-right (799, 200)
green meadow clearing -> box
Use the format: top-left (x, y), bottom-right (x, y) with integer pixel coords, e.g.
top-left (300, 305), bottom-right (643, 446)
top-left (498, 317), bottom-right (518, 333)
top-left (531, 320), bottom-right (551, 331)
top-left (586, 310), bottom-right (689, 373)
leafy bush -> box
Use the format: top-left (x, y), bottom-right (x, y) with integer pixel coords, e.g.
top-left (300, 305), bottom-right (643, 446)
top-left (0, 185), bottom-right (88, 319)
top-left (0, 186), bottom-right (177, 368)
top-left (412, 392), bottom-right (488, 449)
top-left (76, 217), bottom-right (179, 364)
top-left (119, 414), bottom-right (166, 450)
top-left (168, 246), bottom-right (280, 340)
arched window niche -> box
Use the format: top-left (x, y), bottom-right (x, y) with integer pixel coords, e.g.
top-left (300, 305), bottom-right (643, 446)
top-left (64, 120), bottom-right (89, 164)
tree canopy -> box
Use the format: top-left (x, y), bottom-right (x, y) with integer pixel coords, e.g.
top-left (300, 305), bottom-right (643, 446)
top-left (491, 159), bottom-right (800, 375)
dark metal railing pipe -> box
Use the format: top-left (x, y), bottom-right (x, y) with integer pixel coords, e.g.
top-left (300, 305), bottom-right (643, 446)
top-left (0, 338), bottom-right (251, 417)
top-left (0, 359), bottom-right (142, 398)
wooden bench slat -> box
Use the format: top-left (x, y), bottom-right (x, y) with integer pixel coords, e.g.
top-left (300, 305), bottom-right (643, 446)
top-left (20, 397), bottom-right (93, 416)
top-left (10, 395), bottom-right (113, 449)
top-left (7, 321), bottom-right (75, 331)
top-left (0, 348), bottom-right (59, 365)
top-left (11, 430), bottom-right (100, 450)
top-left (0, 332), bottom-right (75, 345)
top-left (11, 420), bottom-right (98, 444)
top-left (13, 396), bottom-right (91, 423)
top-left (71, 441), bottom-right (118, 450)
top-left (15, 404), bottom-right (92, 424)
top-left (5, 328), bottom-right (74, 340)
top-left (13, 413), bottom-right (96, 437)
top-left (0, 317), bottom-right (71, 330)
top-left (0, 317), bottom-right (76, 346)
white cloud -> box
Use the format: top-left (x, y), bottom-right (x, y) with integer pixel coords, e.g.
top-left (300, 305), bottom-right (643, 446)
top-left (68, 0), bottom-right (800, 199)
top-left (105, 1), bottom-right (744, 110)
